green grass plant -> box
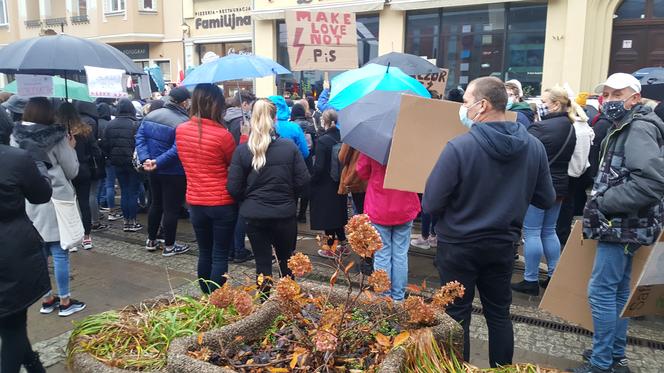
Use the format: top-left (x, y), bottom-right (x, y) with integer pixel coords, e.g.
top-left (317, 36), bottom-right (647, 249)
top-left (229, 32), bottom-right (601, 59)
top-left (67, 296), bottom-right (239, 371)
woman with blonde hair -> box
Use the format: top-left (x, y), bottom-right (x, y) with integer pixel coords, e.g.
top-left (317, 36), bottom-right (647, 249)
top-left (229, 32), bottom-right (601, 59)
top-left (227, 99), bottom-right (310, 295)
top-left (512, 85), bottom-right (578, 296)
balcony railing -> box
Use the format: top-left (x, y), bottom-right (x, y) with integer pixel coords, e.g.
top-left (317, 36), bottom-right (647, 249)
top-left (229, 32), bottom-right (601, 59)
top-left (44, 17), bottom-right (68, 27)
top-left (71, 15), bottom-right (90, 24)
top-left (25, 19), bottom-right (42, 28)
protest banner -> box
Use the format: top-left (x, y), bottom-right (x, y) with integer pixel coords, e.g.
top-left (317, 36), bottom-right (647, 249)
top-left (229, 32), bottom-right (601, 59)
top-left (285, 10), bottom-right (357, 71)
top-left (412, 68), bottom-right (449, 99)
top-left (540, 222), bottom-right (663, 331)
top-left (84, 66), bottom-right (128, 98)
top-left (15, 74), bottom-right (54, 98)
top-left (383, 95), bottom-right (516, 193)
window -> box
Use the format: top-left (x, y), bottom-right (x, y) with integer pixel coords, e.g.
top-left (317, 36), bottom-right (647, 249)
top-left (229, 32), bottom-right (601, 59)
top-left (405, 12), bottom-right (440, 62)
top-left (0, 0), bottom-right (8, 26)
top-left (655, 0), bottom-right (664, 17)
top-left (276, 14), bottom-right (380, 98)
top-left (106, 0), bottom-right (126, 13)
top-left (614, 0), bottom-right (646, 20)
top-left (73, 0), bottom-right (87, 16)
top-left (155, 60), bottom-right (171, 82)
top-left (139, 0), bottom-right (156, 11)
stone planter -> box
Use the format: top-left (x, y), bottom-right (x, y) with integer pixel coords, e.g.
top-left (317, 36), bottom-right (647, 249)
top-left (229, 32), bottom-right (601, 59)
top-left (167, 282), bottom-right (463, 373)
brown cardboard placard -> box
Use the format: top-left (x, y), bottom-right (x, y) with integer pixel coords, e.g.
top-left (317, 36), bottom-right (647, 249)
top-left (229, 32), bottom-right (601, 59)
top-left (539, 221), bottom-right (658, 331)
top-left (622, 242), bottom-right (664, 317)
top-left (412, 69), bottom-right (449, 99)
top-left (285, 10), bottom-right (358, 71)
top-left (383, 95), bottom-right (516, 193)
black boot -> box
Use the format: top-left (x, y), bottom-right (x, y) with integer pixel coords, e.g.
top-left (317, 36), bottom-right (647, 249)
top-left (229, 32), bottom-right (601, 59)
top-left (511, 280), bottom-right (539, 296)
top-left (23, 351), bottom-right (46, 373)
top-left (539, 277), bottom-right (551, 289)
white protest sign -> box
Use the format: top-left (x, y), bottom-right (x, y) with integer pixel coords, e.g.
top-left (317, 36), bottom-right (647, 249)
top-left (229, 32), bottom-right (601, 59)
top-left (15, 75), bottom-right (54, 98)
top-left (84, 66), bottom-right (128, 98)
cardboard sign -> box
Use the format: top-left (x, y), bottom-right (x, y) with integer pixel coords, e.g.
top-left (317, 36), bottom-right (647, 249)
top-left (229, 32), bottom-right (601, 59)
top-left (383, 95), bottom-right (516, 193)
top-left (85, 66), bottom-right (128, 98)
top-left (412, 68), bottom-right (449, 99)
top-left (621, 241), bottom-right (664, 317)
top-left (15, 74), bottom-right (54, 98)
top-left (540, 222), bottom-right (662, 331)
top-left (285, 10), bottom-right (357, 71)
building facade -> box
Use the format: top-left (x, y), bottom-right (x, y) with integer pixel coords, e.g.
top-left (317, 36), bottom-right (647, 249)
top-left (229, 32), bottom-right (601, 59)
top-left (251, 0), bottom-right (663, 98)
top-left (0, 0), bottom-right (184, 86)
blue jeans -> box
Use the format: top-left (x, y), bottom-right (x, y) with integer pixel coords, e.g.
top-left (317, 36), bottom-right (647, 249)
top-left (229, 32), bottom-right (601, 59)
top-left (421, 213), bottom-right (438, 238)
top-left (373, 221), bottom-right (413, 301)
top-left (523, 202), bottom-right (562, 282)
top-left (43, 242), bottom-right (70, 298)
top-left (588, 241), bottom-right (633, 370)
top-left (232, 214), bottom-right (251, 257)
top-left (114, 166), bottom-right (140, 220)
top-left (104, 165), bottom-right (116, 209)
top-left (190, 205), bottom-right (238, 294)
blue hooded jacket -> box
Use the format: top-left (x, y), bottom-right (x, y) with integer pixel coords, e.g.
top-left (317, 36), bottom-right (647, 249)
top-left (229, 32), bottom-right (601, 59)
top-left (423, 121), bottom-right (555, 244)
top-left (268, 95), bottom-right (309, 159)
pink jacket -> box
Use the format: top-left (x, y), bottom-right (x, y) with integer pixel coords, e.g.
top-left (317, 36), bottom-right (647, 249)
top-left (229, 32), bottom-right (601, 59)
top-left (356, 153), bottom-right (421, 226)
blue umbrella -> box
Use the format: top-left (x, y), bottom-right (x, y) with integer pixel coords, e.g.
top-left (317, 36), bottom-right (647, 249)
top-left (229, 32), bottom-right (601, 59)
top-left (328, 63), bottom-right (430, 110)
top-left (181, 54), bottom-right (290, 86)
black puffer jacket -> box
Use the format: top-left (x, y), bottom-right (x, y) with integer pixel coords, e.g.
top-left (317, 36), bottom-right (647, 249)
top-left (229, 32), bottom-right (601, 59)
top-left (528, 112), bottom-right (577, 197)
top-left (102, 99), bottom-right (138, 167)
top-left (227, 136), bottom-right (310, 219)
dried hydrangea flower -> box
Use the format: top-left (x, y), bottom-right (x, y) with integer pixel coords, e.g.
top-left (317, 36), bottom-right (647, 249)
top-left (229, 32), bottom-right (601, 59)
top-left (432, 281), bottom-right (466, 310)
top-left (404, 296), bottom-right (436, 325)
top-left (274, 277), bottom-right (302, 315)
top-left (313, 328), bottom-right (338, 352)
top-left (368, 270), bottom-right (391, 294)
top-left (233, 291), bottom-right (254, 316)
top-left (209, 284), bottom-right (236, 309)
top-left (346, 214), bottom-right (383, 258)
top-left (287, 252), bottom-right (313, 277)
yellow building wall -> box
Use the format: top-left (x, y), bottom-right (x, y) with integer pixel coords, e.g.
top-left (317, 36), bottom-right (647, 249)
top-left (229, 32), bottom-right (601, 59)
top-left (254, 19), bottom-right (277, 97)
top-left (378, 7), bottom-right (404, 55)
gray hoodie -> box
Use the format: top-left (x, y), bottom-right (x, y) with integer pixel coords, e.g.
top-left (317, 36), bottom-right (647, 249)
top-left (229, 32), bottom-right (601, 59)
top-left (11, 122), bottom-right (79, 242)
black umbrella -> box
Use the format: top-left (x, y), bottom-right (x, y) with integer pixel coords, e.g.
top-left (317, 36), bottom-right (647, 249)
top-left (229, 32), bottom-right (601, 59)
top-left (338, 90), bottom-right (410, 165)
top-left (633, 67), bottom-right (664, 101)
top-left (365, 52), bottom-right (439, 75)
top-left (0, 34), bottom-right (143, 76)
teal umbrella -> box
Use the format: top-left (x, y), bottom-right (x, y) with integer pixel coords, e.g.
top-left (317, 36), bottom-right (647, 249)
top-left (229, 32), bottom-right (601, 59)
top-left (3, 76), bottom-right (94, 102)
top-left (327, 63), bottom-right (431, 110)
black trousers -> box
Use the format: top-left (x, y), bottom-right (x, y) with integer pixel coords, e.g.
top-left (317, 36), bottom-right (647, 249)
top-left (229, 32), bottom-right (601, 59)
top-left (324, 228), bottom-right (346, 244)
top-left (73, 176), bottom-right (92, 235)
top-left (246, 216), bottom-right (297, 287)
top-left (147, 174), bottom-right (186, 246)
top-left (0, 309), bottom-right (40, 373)
top-left (436, 239), bottom-right (515, 368)
top-left (556, 176), bottom-right (590, 247)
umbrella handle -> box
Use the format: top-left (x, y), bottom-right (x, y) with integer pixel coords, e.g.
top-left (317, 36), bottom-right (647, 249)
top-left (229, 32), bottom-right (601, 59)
top-left (386, 62), bottom-right (390, 74)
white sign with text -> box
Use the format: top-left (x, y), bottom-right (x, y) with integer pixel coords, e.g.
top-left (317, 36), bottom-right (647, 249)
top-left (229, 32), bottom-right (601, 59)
top-left (16, 75), bottom-right (54, 98)
top-left (85, 66), bottom-right (128, 98)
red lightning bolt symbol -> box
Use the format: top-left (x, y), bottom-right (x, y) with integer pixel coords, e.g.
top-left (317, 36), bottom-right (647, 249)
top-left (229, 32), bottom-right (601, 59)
top-left (293, 27), bottom-right (305, 65)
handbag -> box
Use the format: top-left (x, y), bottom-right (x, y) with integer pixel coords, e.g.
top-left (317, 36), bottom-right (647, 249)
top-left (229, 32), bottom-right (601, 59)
top-left (51, 198), bottom-right (85, 251)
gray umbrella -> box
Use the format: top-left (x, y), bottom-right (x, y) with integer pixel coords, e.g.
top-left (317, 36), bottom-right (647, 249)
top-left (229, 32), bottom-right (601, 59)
top-left (338, 90), bottom-right (409, 165)
top-left (365, 52), bottom-right (439, 75)
top-left (634, 67), bottom-right (664, 101)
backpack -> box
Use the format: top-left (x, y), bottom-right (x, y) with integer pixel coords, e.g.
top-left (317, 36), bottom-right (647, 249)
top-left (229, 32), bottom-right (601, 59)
top-left (330, 141), bottom-right (343, 182)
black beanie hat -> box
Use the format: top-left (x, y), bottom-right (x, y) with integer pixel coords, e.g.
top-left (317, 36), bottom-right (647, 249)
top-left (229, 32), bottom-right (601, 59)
top-left (169, 86), bottom-right (191, 103)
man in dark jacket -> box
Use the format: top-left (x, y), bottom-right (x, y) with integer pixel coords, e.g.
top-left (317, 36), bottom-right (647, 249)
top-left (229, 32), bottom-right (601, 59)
top-left (136, 86), bottom-right (191, 257)
top-left (223, 91), bottom-right (255, 145)
top-left (423, 77), bottom-right (556, 368)
top-left (572, 74), bottom-right (664, 373)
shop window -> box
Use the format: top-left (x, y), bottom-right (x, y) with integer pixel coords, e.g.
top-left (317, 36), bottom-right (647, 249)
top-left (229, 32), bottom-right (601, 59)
top-left (105, 0), bottom-right (126, 13)
top-left (405, 12), bottom-right (440, 62)
top-left (155, 60), bottom-right (171, 82)
top-left (134, 60), bottom-right (150, 71)
top-left (276, 14), bottom-right (380, 98)
top-left (653, 0), bottom-right (664, 18)
top-left (0, 0), bottom-right (8, 26)
top-left (139, 0), bottom-right (156, 12)
top-left (614, 0), bottom-right (646, 20)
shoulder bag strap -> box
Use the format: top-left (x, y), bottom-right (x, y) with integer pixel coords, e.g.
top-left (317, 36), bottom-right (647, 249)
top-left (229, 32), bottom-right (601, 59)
top-left (549, 125), bottom-right (575, 166)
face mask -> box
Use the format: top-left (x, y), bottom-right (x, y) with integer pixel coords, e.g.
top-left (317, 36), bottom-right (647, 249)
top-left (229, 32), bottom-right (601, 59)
top-left (537, 102), bottom-right (549, 118)
top-left (506, 97), bottom-right (514, 111)
top-left (602, 94), bottom-right (636, 122)
top-left (459, 101), bottom-right (482, 129)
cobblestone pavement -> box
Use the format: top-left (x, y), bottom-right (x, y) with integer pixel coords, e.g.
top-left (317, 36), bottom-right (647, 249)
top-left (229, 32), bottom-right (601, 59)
top-left (19, 215), bottom-right (663, 372)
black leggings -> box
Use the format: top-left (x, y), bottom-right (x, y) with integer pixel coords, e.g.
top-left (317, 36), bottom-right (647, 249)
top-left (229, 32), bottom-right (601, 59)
top-left (324, 228), bottom-right (346, 245)
top-left (246, 216), bottom-right (297, 290)
top-left (147, 174), bottom-right (186, 246)
top-left (73, 176), bottom-right (92, 235)
top-left (0, 309), bottom-right (41, 373)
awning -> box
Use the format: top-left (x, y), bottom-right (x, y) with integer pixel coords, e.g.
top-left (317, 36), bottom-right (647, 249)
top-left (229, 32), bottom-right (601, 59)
top-left (389, 0), bottom-right (525, 11)
top-left (251, 0), bottom-right (385, 20)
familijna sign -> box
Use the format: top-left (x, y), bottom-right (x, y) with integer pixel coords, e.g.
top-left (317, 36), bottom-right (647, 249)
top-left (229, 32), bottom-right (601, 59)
top-left (285, 10), bottom-right (358, 71)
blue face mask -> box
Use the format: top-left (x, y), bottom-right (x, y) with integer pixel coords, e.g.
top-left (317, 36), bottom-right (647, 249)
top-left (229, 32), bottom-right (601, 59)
top-left (459, 101), bottom-right (482, 129)
top-left (506, 97), bottom-right (514, 110)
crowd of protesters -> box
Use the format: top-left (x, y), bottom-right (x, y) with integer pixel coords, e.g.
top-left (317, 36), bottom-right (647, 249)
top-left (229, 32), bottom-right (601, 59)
top-left (2, 69), bottom-right (664, 373)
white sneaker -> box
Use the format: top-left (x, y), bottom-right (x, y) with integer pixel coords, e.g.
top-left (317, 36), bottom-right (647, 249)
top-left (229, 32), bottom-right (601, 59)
top-left (428, 236), bottom-right (438, 248)
top-left (410, 236), bottom-right (430, 250)
top-left (69, 246), bottom-right (79, 253)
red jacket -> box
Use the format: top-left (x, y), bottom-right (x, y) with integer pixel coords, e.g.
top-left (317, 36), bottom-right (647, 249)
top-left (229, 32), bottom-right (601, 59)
top-left (175, 117), bottom-right (236, 206)
top-left (356, 153), bottom-right (420, 226)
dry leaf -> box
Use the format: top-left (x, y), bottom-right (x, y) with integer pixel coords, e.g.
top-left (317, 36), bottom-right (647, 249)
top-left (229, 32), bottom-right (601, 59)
top-left (257, 273), bottom-right (265, 286)
top-left (344, 261), bottom-right (355, 274)
top-left (375, 332), bottom-right (391, 347)
top-left (330, 269), bottom-right (339, 287)
top-left (393, 331), bottom-right (410, 348)
top-left (197, 332), bottom-right (203, 345)
top-left (407, 284), bottom-right (421, 293)
top-left (268, 368), bottom-right (289, 373)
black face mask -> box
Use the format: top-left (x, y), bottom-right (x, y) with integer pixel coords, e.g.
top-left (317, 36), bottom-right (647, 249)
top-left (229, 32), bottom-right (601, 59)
top-left (601, 93), bottom-right (636, 122)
